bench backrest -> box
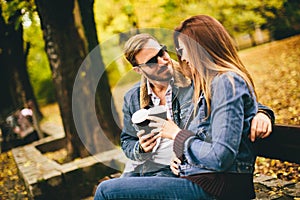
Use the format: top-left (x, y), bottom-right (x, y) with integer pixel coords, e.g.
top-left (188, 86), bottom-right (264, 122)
top-left (255, 124), bottom-right (300, 164)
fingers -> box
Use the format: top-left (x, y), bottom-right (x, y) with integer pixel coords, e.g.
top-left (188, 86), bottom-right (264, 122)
top-left (148, 120), bottom-right (166, 129)
top-left (258, 120), bottom-right (269, 138)
top-left (250, 112), bottom-right (272, 142)
top-left (150, 127), bottom-right (163, 135)
top-left (173, 157), bottom-right (181, 164)
top-left (250, 117), bottom-right (258, 142)
top-left (141, 140), bottom-right (156, 153)
top-left (148, 118), bottom-right (166, 134)
top-left (261, 123), bottom-right (272, 139)
top-left (139, 132), bottom-right (161, 153)
top-left (137, 130), bottom-right (145, 138)
top-left (170, 157), bottom-right (181, 176)
top-left (170, 162), bottom-right (179, 175)
top-left (254, 119), bottom-right (265, 139)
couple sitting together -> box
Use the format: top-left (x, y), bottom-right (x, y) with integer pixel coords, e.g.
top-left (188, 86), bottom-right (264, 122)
top-left (94, 14), bottom-right (275, 200)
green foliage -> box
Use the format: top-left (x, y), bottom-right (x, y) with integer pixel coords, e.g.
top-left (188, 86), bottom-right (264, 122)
top-left (1, 0), bottom-right (35, 29)
top-left (92, 0), bottom-right (300, 88)
top-left (3, 0), bottom-right (299, 103)
top-left (268, 0), bottom-right (300, 39)
top-left (23, 12), bottom-right (55, 105)
top-left (1, 0), bottom-right (54, 104)
top-left (94, 0), bottom-right (292, 39)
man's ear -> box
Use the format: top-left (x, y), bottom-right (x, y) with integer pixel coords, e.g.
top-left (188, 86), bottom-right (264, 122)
top-left (133, 67), bottom-right (142, 74)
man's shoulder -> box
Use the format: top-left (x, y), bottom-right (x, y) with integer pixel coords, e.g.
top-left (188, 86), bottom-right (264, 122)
top-left (124, 82), bottom-right (141, 99)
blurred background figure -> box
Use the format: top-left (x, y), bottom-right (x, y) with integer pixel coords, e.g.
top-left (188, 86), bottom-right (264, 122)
top-left (0, 107), bottom-right (38, 152)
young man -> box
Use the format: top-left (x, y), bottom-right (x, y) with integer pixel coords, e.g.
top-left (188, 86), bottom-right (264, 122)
top-left (120, 33), bottom-right (274, 177)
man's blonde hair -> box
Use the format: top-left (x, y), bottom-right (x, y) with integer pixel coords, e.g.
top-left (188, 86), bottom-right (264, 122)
top-left (123, 33), bottom-right (159, 66)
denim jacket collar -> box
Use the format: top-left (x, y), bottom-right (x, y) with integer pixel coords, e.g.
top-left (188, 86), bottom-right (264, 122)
top-left (139, 69), bottom-right (191, 108)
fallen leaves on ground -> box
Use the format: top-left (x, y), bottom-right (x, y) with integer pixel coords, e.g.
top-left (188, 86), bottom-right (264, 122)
top-left (0, 151), bottom-right (31, 199)
top-left (255, 157), bottom-right (300, 182)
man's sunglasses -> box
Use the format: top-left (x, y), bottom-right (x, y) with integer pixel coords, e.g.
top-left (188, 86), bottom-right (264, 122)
top-left (136, 45), bottom-right (167, 68)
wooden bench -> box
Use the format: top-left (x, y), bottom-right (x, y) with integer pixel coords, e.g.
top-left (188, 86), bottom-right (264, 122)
top-left (255, 124), bottom-right (300, 164)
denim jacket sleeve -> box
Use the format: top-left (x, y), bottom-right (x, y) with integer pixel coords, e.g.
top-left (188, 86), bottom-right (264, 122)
top-left (120, 89), bottom-right (152, 162)
top-left (181, 73), bottom-right (258, 171)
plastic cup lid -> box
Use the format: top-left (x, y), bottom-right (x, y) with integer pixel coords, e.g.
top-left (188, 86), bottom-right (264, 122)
top-left (148, 105), bottom-right (167, 115)
top-left (132, 109), bottom-right (149, 124)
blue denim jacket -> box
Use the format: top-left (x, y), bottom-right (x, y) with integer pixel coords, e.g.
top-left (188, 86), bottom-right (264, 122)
top-left (121, 74), bottom-right (193, 164)
top-left (176, 72), bottom-right (261, 176)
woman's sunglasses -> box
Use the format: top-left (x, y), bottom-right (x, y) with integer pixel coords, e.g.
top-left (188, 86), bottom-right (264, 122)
top-left (176, 47), bottom-right (183, 57)
top-left (136, 45), bottom-right (167, 68)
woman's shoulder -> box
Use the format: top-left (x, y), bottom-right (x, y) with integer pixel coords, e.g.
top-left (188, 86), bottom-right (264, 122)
top-left (215, 71), bottom-right (243, 80)
top-left (213, 71), bottom-right (245, 86)
top-left (211, 72), bottom-right (251, 97)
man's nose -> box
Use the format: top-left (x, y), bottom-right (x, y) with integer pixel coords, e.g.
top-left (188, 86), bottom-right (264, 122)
top-left (157, 55), bottom-right (168, 65)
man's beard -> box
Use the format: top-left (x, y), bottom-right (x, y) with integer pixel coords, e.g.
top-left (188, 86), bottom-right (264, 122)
top-left (143, 66), bottom-right (173, 82)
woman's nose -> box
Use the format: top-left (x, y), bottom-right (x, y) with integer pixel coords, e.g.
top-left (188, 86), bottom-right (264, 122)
top-left (180, 53), bottom-right (188, 62)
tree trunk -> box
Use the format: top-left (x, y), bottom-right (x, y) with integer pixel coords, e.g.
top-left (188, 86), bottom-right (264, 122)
top-left (77, 0), bottom-right (121, 146)
top-left (0, 6), bottom-right (42, 125)
top-left (35, 0), bottom-right (116, 160)
top-left (35, 0), bottom-right (90, 160)
top-left (20, 42), bottom-right (44, 121)
top-left (0, 7), bottom-right (20, 117)
top-left (249, 33), bottom-right (257, 47)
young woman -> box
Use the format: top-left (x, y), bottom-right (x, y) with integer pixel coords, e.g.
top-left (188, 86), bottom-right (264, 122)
top-left (94, 15), bottom-right (268, 200)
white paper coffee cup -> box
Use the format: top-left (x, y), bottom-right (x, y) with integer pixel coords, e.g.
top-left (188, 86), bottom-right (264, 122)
top-left (148, 105), bottom-right (167, 119)
top-left (131, 106), bottom-right (167, 134)
top-left (131, 109), bottom-right (153, 133)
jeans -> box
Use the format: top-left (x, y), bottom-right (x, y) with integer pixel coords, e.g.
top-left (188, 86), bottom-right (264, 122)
top-left (94, 177), bottom-right (216, 200)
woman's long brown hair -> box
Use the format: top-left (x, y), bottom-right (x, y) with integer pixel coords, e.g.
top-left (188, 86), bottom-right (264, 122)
top-left (174, 15), bottom-right (256, 116)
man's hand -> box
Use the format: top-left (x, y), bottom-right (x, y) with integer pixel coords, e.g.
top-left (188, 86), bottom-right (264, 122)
top-left (137, 130), bottom-right (160, 153)
top-left (250, 112), bottom-right (272, 142)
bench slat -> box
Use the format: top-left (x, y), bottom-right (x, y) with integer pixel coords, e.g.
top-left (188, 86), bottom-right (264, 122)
top-left (255, 124), bottom-right (300, 164)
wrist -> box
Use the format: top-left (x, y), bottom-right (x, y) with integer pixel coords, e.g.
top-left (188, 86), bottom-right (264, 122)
top-left (172, 128), bottom-right (182, 140)
top-left (258, 109), bottom-right (272, 120)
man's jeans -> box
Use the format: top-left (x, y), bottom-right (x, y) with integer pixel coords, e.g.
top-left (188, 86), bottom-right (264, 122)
top-left (94, 177), bottom-right (216, 200)
top-left (121, 168), bottom-right (176, 177)
top-left (121, 162), bottom-right (176, 177)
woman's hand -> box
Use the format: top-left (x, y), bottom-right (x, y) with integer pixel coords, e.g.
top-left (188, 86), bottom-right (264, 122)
top-left (147, 116), bottom-right (181, 140)
top-left (250, 112), bottom-right (272, 142)
top-left (170, 155), bottom-right (181, 176)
